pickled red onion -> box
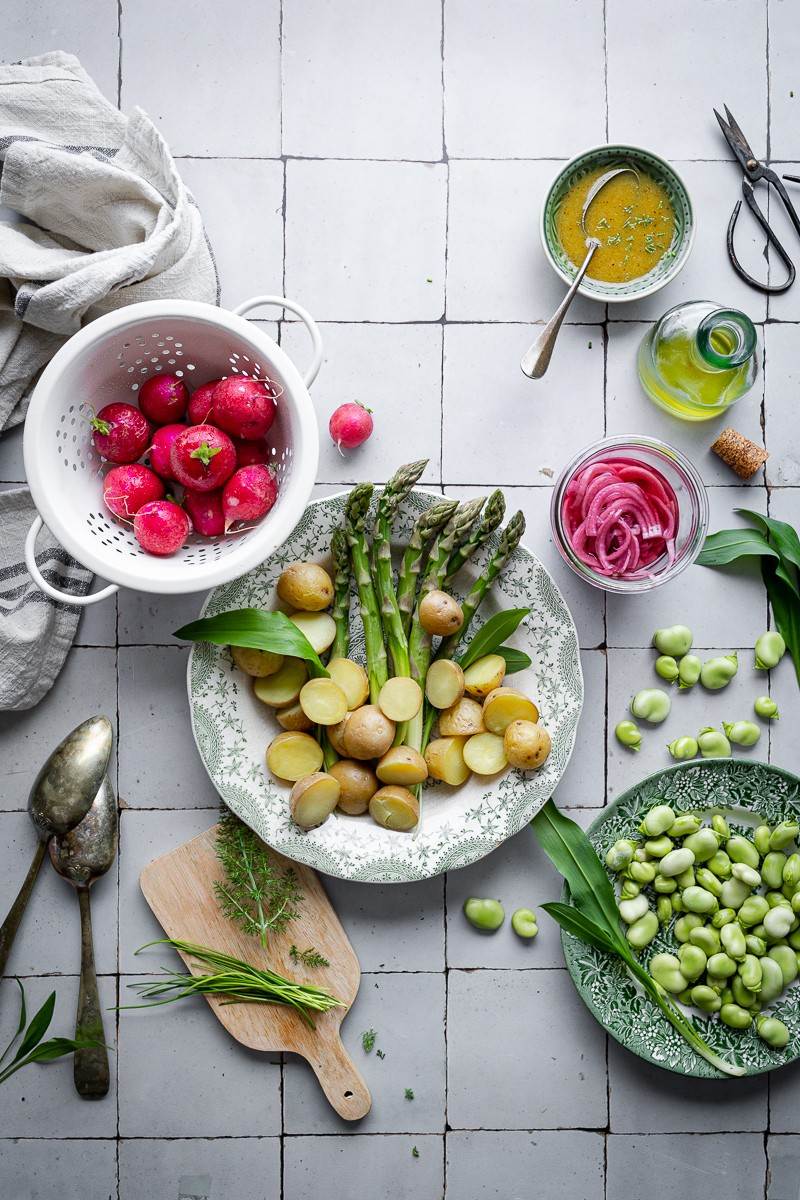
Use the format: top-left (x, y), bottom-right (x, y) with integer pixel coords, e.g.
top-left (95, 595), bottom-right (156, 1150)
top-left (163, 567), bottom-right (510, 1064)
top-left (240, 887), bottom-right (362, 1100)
top-left (561, 457), bottom-right (679, 579)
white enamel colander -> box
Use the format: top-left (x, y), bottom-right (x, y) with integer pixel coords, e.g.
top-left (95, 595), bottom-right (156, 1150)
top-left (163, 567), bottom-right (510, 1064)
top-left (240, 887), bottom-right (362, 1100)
top-left (22, 296), bottom-right (322, 605)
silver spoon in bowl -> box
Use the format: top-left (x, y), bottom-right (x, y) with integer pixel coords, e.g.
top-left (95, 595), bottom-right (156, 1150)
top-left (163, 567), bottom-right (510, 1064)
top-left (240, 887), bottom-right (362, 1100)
top-left (521, 166), bottom-right (640, 379)
top-left (49, 775), bottom-right (118, 1099)
top-left (0, 716), bottom-right (113, 978)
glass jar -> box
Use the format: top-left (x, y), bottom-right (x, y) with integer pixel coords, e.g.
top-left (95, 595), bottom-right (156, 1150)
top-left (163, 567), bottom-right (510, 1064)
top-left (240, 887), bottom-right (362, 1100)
top-left (637, 301), bottom-right (758, 421)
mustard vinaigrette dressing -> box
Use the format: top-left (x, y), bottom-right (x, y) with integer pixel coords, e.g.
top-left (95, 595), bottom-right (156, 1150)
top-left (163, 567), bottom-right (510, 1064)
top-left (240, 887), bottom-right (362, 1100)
top-left (556, 164), bottom-right (677, 283)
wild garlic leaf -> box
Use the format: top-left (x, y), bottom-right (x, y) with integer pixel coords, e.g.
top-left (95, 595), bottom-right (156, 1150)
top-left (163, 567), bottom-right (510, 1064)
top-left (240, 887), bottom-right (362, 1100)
top-left (175, 609), bottom-right (328, 677)
top-left (458, 608), bottom-right (530, 669)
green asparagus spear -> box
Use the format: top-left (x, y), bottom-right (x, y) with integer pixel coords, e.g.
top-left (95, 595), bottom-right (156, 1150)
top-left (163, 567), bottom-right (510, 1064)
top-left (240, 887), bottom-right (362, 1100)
top-left (345, 484), bottom-right (389, 703)
top-left (397, 498), bottom-right (459, 637)
top-left (372, 460), bottom-right (428, 676)
top-left (445, 489), bottom-right (506, 585)
top-left (329, 527), bottom-right (351, 661)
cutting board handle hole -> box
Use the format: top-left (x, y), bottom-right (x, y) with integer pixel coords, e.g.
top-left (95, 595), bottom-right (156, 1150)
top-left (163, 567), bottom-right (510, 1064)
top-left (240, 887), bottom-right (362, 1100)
top-left (344, 1090), bottom-right (353, 1097)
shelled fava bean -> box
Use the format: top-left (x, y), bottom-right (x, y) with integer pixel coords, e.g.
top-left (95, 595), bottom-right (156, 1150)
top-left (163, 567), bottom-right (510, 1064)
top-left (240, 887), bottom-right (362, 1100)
top-left (606, 802), bottom-right (800, 1048)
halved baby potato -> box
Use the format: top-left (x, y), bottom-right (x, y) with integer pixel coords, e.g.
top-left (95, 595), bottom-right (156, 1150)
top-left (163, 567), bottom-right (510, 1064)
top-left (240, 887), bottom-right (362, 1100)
top-left (267, 731), bottom-right (324, 781)
top-left (425, 736), bottom-right (470, 787)
top-left (343, 705), bottom-right (396, 761)
top-left (376, 746), bottom-right (428, 786)
top-left (231, 645), bottom-right (284, 678)
top-left (327, 713), bottom-right (352, 757)
top-left (277, 562), bottom-right (334, 612)
top-left (378, 676), bottom-right (423, 722)
top-left (463, 654), bottom-right (506, 700)
top-left (483, 687), bottom-right (539, 734)
top-left (254, 658), bottom-right (308, 708)
top-left (369, 785), bottom-right (420, 832)
top-left (290, 772), bottom-right (340, 829)
top-left (327, 657), bottom-right (370, 710)
top-left (288, 611), bottom-right (337, 655)
top-left (425, 659), bottom-right (465, 710)
top-left (463, 731), bottom-right (507, 775)
top-left (504, 720), bottom-right (551, 770)
top-left (329, 759), bottom-right (378, 815)
top-left (299, 678), bottom-right (349, 726)
top-left (276, 701), bottom-right (314, 732)
top-left (437, 696), bottom-right (485, 737)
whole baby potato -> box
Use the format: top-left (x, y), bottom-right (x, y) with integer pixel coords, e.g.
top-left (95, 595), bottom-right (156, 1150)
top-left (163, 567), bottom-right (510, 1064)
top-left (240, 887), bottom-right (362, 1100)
top-left (438, 696), bottom-right (485, 737)
top-left (504, 720), bottom-right (551, 770)
top-left (277, 562), bottom-right (334, 611)
top-left (327, 713), bottom-right (351, 757)
top-left (419, 589), bottom-right (464, 637)
top-left (328, 759), bottom-right (378, 815)
top-left (343, 704), bottom-right (396, 760)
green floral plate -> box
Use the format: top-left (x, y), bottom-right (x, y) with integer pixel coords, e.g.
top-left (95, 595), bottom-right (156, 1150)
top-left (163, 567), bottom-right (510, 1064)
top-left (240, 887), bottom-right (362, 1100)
top-left (186, 488), bottom-right (583, 883)
top-left (564, 759), bottom-right (800, 1078)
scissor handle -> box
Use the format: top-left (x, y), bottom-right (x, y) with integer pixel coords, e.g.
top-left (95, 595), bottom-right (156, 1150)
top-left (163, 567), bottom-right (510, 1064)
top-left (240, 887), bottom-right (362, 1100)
top-left (727, 181), bottom-right (795, 294)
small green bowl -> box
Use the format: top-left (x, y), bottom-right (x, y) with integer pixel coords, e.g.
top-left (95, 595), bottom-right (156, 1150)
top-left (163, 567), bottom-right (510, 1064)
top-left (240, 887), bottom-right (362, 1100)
top-left (540, 144), bottom-right (695, 303)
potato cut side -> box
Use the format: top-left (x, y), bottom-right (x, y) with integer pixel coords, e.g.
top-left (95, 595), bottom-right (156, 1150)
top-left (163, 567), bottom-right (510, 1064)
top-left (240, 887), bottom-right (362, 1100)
top-left (299, 678), bottom-right (349, 726)
top-left (424, 737), bottom-right (470, 787)
top-left (369, 785), bottom-right (420, 832)
top-left (463, 731), bottom-right (508, 775)
top-left (288, 611), bottom-right (337, 655)
top-left (438, 696), bottom-right (485, 737)
top-left (419, 589), bottom-right (464, 637)
top-left (329, 759), bottom-right (378, 815)
top-left (425, 659), bottom-right (465, 710)
top-left (483, 688), bottom-right (539, 734)
top-left (504, 720), bottom-right (552, 770)
top-left (378, 676), bottom-right (423, 722)
top-left (290, 772), bottom-right (340, 829)
top-left (343, 705), bottom-right (396, 761)
top-left (253, 657), bottom-right (308, 707)
top-left (276, 701), bottom-right (314, 732)
top-left (277, 562), bottom-right (334, 611)
top-left (267, 731), bottom-right (324, 781)
top-left (376, 746), bottom-right (428, 786)
top-left (327, 657), bottom-right (370, 710)
top-left (463, 654), bottom-right (507, 699)
top-left (327, 714), bottom-right (352, 757)
top-left (231, 645), bottom-right (284, 678)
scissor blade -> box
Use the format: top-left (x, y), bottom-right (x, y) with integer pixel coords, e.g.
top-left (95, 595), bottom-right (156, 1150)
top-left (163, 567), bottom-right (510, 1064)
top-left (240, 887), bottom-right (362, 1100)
top-left (715, 105), bottom-right (758, 173)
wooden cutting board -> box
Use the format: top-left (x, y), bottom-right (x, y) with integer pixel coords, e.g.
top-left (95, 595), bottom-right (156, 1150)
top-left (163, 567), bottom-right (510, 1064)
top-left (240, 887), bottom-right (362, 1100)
top-left (139, 825), bottom-right (371, 1121)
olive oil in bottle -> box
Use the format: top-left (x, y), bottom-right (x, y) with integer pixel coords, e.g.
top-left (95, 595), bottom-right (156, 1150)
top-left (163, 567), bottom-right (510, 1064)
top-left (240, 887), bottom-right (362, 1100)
top-left (638, 301), bottom-right (758, 421)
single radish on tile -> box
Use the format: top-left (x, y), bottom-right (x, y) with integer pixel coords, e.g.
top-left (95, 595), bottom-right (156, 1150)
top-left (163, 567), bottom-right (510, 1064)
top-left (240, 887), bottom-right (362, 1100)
top-left (329, 402), bottom-right (373, 453)
top-left (90, 403), bottom-right (151, 464)
top-left (184, 488), bottom-right (225, 537)
top-left (212, 377), bottom-right (277, 440)
top-left (188, 378), bottom-right (222, 425)
top-left (102, 463), bottom-right (164, 519)
top-left (148, 423), bottom-right (186, 481)
top-left (222, 464), bottom-right (278, 531)
top-left (138, 373), bottom-right (189, 424)
top-left (133, 499), bottom-right (191, 556)
top-left (233, 436), bottom-right (270, 468)
top-left (170, 424), bottom-right (237, 492)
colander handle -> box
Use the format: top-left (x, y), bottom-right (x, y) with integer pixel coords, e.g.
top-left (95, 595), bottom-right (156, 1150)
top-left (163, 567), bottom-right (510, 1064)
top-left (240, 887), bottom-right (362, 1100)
top-left (232, 295), bottom-right (323, 387)
top-left (25, 517), bottom-right (119, 607)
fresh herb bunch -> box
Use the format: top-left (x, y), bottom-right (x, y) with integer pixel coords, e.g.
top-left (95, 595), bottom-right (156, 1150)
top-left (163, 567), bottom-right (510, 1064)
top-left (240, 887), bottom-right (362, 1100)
top-left (361, 1028), bottom-right (377, 1053)
top-left (289, 945), bottom-right (330, 969)
top-left (698, 509), bottom-right (800, 685)
top-left (531, 801), bottom-right (744, 1078)
top-left (214, 809), bottom-right (303, 947)
top-left (0, 981), bottom-right (103, 1087)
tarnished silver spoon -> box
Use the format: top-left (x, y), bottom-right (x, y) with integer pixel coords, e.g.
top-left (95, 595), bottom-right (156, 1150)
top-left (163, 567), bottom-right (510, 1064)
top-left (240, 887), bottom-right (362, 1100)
top-left (0, 716), bottom-right (113, 978)
top-left (50, 775), bottom-right (118, 1099)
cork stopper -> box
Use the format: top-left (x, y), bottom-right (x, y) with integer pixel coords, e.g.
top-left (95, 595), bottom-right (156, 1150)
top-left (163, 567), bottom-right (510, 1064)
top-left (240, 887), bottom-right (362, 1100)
top-left (710, 428), bottom-right (768, 479)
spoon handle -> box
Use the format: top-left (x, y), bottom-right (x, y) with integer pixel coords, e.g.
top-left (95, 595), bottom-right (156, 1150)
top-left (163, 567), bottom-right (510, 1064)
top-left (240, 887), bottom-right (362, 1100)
top-left (520, 242), bottom-right (599, 379)
top-left (74, 887), bottom-right (109, 1098)
top-left (0, 840), bottom-right (47, 976)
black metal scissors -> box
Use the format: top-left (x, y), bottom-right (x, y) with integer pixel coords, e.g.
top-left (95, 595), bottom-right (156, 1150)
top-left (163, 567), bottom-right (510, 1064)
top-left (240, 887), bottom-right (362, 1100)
top-left (715, 104), bottom-right (800, 293)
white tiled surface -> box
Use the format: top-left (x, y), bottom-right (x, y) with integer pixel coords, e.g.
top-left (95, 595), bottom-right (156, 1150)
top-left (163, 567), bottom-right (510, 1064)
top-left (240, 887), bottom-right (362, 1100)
top-left (2, 2), bottom-right (800, 1197)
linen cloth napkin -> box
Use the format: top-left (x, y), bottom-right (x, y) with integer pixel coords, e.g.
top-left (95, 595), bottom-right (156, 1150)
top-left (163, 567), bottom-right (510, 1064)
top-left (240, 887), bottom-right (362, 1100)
top-left (0, 51), bottom-right (219, 709)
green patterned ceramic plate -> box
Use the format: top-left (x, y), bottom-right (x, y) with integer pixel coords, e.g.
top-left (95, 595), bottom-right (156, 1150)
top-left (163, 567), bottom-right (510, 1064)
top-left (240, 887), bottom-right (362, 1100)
top-left (564, 759), bottom-right (800, 1078)
top-left (187, 488), bottom-right (583, 883)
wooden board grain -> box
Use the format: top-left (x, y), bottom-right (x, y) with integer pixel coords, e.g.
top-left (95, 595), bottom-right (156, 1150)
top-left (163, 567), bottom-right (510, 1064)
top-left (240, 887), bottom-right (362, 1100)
top-left (139, 825), bottom-right (371, 1120)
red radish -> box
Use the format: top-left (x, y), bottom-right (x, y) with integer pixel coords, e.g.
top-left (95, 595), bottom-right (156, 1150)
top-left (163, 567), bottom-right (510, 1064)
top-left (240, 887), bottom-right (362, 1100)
top-left (184, 488), bottom-right (225, 537)
top-left (103, 464), bottom-right (164, 519)
top-left (133, 499), bottom-right (191, 556)
top-left (233, 436), bottom-right (270, 468)
top-left (222, 464), bottom-right (278, 531)
top-left (90, 403), bottom-right (151, 464)
top-left (148, 423), bottom-right (186, 481)
top-left (170, 424), bottom-right (237, 492)
top-left (329, 402), bottom-right (373, 453)
top-left (138, 373), bottom-right (189, 424)
top-left (188, 378), bottom-right (222, 425)
top-left (212, 377), bottom-right (277, 440)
